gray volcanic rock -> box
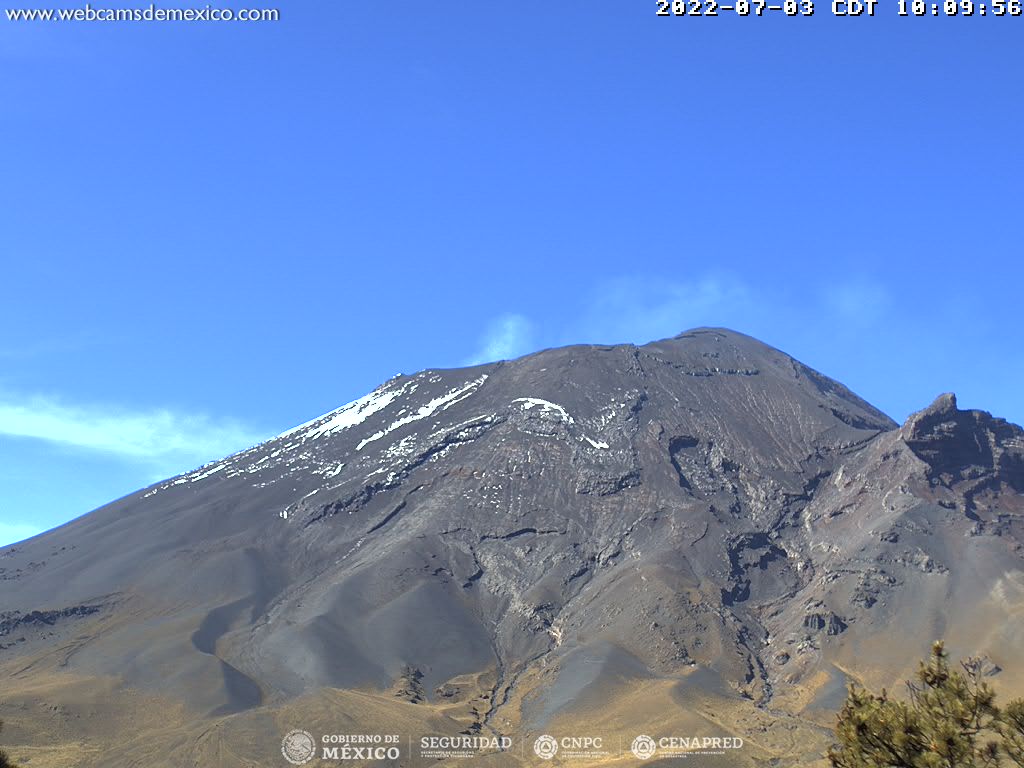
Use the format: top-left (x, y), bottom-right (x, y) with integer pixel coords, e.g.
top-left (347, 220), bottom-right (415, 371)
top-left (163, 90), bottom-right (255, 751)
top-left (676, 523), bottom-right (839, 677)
top-left (1, 327), bottom-right (1022, 762)
top-left (902, 392), bottom-right (1024, 491)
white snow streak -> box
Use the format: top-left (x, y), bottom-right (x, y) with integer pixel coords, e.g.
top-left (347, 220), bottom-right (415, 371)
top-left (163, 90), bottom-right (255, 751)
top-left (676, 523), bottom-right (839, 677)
top-left (165, 460), bottom-right (226, 487)
top-left (357, 375), bottom-right (488, 451)
top-left (280, 382), bottom-right (413, 443)
top-left (512, 397), bottom-right (574, 423)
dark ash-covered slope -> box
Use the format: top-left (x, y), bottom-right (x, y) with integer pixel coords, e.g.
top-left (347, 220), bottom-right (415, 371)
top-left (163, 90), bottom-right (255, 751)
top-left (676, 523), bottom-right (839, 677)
top-left (1, 328), bottom-right (1022, 766)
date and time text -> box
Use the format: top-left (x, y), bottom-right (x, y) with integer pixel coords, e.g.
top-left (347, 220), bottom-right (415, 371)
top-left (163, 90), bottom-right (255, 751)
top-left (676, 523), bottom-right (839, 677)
top-left (656, 0), bottom-right (1022, 16)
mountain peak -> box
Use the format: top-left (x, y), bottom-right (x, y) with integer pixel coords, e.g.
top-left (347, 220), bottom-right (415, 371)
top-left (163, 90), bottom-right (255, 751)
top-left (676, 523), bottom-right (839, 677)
top-left (669, 325), bottom-right (758, 340)
top-left (3, 333), bottom-right (1021, 767)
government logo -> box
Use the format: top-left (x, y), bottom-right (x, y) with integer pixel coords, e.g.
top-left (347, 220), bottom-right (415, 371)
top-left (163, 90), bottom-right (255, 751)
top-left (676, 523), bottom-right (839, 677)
top-left (631, 734), bottom-right (657, 760)
top-left (281, 729), bottom-right (316, 765)
top-left (533, 734), bottom-right (559, 760)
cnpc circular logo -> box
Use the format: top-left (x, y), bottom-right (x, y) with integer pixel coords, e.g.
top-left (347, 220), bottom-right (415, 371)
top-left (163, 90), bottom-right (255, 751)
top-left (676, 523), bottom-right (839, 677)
top-left (281, 729), bottom-right (317, 765)
top-left (533, 734), bottom-right (559, 760)
top-left (631, 734), bottom-right (657, 760)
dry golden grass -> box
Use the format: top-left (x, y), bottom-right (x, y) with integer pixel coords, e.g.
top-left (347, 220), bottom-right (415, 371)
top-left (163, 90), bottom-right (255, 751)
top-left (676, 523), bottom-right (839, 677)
top-left (4, 640), bottom-right (1019, 768)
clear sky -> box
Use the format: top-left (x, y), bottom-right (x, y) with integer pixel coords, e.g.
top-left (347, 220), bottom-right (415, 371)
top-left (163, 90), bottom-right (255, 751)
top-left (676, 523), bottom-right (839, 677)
top-left (1, 3), bottom-right (1021, 546)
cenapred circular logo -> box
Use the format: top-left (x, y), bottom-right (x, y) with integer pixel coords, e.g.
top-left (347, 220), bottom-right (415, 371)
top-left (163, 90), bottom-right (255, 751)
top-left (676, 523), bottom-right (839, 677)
top-left (533, 734), bottom-right (559, 760)
top-left (281, 729), bottom-right (317, 765)
top-left (631, 734), bottom-right (657, 760)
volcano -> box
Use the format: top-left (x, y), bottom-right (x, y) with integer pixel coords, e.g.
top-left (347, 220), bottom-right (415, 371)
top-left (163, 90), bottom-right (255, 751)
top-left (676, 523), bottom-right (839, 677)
top-left (2, 328), bottom-right (1022, 767)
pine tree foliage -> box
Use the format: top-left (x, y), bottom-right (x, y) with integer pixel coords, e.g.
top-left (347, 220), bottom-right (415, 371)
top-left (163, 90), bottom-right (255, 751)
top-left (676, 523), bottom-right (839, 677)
top-left (996, 700), bottom-right (1024, 767)
top-left (829, 642), bottom-right (1024, 768)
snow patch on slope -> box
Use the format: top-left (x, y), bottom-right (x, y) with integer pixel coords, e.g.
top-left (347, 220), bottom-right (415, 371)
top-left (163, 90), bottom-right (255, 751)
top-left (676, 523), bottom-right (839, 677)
top-left (157, 461), bottom-right (226, 491)
top-left (287, 381), bottom-right (415, 442)
top-left (144, 380), bottom-right (415, 495)
top-left (357, 375), bottom-right (488, 451)
top-left (512, 398), bottom-right (574, 424)
top-left (510, 398), bottom-right (609, 449)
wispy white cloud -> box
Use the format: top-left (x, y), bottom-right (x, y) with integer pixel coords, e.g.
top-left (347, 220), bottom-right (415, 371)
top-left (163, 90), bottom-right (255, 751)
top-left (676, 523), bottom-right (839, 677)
top-left (0, 393), bottom-right (265, 464)
top-left (466, 314), bottom-right (535, 364)
top-left (0, 522), bottom-right (44, 548)
top-left (573, 276), bottom-right (750, 345)
top-left (823, 280), bottom-right (892, 327)
top-left (464, 277), bottom-right (752, 366)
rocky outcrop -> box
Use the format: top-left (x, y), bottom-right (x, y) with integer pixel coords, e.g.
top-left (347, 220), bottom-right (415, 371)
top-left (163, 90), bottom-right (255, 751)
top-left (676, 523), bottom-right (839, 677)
top-left (902, 392), bottom-right (1024, 488)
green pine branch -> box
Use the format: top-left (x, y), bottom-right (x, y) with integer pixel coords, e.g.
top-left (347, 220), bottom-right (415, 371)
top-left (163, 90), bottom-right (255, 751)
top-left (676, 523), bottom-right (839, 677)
top-left (828, 642), bottom-right (1024, 768)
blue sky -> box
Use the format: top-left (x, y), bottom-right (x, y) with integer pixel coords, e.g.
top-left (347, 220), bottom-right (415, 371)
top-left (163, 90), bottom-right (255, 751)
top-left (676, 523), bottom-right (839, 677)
top-left (1, 3), bottom-right (1021, 546)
